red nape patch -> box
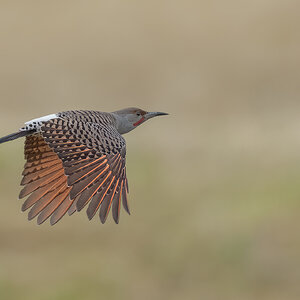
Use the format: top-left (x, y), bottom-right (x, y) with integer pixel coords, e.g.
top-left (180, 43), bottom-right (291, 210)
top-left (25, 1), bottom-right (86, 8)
top-left (133, 117), bottom-right (145, 126)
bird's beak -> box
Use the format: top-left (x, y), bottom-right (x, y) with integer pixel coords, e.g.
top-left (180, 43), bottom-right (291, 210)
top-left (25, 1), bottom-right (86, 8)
top-left (145, 111), bottom-right (169, 120)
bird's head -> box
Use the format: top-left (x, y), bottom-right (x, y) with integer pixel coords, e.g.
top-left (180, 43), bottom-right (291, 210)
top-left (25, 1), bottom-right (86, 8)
top-left (112, 107), bottom-right (168, 134)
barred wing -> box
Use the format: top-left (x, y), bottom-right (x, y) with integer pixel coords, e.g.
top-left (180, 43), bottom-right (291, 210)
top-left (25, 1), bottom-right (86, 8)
top-left (20, 135), bottom-right (72, 225)
top-left (20, 118), bottom-right (129, 225)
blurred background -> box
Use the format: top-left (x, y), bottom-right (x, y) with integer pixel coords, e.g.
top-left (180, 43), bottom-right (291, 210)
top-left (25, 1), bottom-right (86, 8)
top-left (0, 1), bottom-right (300, 299)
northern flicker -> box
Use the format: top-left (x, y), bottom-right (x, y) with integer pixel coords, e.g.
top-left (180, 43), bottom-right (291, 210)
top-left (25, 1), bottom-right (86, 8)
top-left (0, 108), bottom-right (168, 225)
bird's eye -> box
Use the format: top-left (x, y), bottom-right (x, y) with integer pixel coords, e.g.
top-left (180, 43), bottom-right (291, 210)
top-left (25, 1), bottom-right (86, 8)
top-left (136, 113), bottom-right (141, 116)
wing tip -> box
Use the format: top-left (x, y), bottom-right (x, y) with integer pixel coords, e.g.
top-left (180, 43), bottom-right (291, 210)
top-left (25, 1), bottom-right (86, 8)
top-left (50, 215), bottom-right (60, 226)
top-left (86, 209), bottom-right (94, 221)
top-left (113, 215), bottom-right (119, 224)
top-left (100, 216), bottom-right (106, 224)
top-left (37, 215), bottom-right (48, 225)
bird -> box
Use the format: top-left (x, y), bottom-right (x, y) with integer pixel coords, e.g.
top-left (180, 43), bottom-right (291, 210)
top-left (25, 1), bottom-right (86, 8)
top-left (0, 108), bottom-right (168, 225)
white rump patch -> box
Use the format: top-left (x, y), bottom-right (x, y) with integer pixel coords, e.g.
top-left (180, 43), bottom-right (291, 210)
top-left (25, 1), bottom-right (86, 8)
top-left (25, 114), bottom-right (57, 125)
top-left (20, 113), bottom-right (58, 131)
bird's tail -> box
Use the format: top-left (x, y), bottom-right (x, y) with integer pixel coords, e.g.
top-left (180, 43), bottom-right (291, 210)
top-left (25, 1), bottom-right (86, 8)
top-left (0, 130), bottom-right (35, 144)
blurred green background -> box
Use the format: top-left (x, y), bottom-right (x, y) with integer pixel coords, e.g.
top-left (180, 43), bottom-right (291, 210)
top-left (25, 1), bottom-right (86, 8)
top-left (0, 1), bottom-right (300, 299)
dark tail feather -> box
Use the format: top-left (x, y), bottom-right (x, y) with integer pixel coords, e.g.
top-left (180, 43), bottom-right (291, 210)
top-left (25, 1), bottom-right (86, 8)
top-left (0, 130), bottom-right (35, 144)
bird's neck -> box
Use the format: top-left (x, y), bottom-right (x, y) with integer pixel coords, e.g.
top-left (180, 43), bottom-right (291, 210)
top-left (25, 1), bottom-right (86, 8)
top-left (111, 113), bottom-right (135, 135)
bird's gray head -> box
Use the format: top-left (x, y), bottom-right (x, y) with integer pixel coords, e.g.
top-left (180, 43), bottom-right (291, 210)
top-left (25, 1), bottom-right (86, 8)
top-left (112, 107), bottom-right (168, 134)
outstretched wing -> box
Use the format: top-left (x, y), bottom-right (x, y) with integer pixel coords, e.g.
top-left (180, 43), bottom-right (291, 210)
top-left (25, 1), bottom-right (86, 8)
top-left (20, 117), bottom-right (129, 225)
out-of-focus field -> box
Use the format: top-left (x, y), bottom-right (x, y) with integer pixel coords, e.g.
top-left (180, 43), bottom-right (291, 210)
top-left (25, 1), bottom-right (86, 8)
top-left (0, 1), bottom-right (300, 299)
